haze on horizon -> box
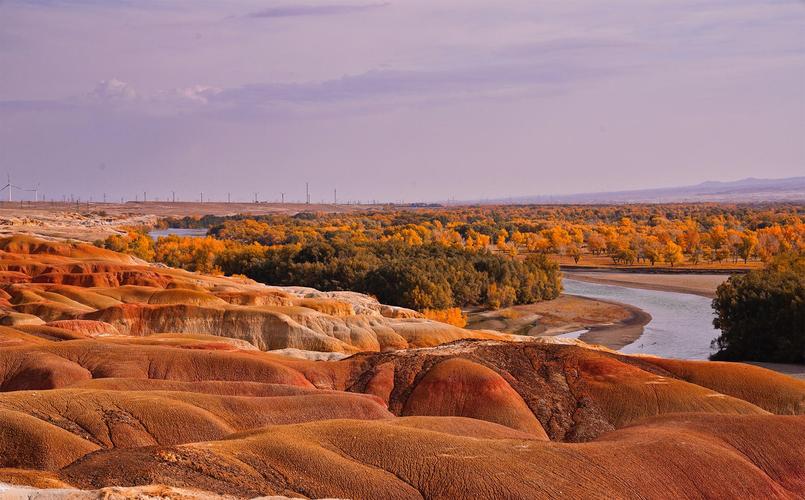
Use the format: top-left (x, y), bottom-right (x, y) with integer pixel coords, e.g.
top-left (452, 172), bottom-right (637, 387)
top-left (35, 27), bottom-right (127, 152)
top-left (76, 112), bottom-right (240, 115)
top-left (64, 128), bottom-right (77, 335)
top-left (1, 0), bottom-right (803, 203)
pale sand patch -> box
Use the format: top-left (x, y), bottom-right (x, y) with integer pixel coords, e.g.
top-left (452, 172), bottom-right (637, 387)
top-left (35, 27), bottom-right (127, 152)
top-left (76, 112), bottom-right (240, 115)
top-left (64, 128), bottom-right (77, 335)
top-left (467, 294), bottom-right (651, 350)
top-left (564, 271), bottom-right (729, 298)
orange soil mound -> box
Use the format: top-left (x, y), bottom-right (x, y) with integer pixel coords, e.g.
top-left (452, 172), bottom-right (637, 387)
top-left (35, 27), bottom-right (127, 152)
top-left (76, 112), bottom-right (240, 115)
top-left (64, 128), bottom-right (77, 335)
top-left (69, 378), bottom-right (327, 397)
top-left (0, 407), bottom-right (101, 469)
top-left (0, 341), bottom-right (314, 391)
top-left (214, 289), bottom-right (296, 307)
top-left (12, 324), bottom-right (89, 341)
top-left (59, 414), bottom-right (805, 499)
top-left (94, 333), bottom-right (259, 351)
top-left (0, 235), bottom-right (516, 353)
top-left (0, 326), bottom-right (51, 348)
top-left (0, 388), bottom-right (391, 471)
top-left (632, 356), bottom-right (805, 414)
top-left (571, 353), bottom-right (766, 429)
top-left (401, 357), bottom-right (549, 438)
top-left (0, 235), bottom-right (135, 263)
top-left (0, 337), bottom-right (801, 442)
top-left (338, 341), bottom-right (792, 441)
top-left (0, 468), bottom-right (73, 489)
top-left (45, 319), bottom-right (120, 336)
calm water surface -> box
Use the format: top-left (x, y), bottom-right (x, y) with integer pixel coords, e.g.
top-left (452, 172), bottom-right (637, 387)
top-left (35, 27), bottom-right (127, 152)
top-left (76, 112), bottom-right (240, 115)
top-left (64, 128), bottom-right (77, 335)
top-left (562, 278), bottom-right (718, 360)
top-left (149, 228), bottom-right (209, 239)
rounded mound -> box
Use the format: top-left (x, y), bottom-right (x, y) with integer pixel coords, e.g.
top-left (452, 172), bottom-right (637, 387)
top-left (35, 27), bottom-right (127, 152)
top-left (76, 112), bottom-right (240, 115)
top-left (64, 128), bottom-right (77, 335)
top-left (402, 357), bottom-right (548, 438)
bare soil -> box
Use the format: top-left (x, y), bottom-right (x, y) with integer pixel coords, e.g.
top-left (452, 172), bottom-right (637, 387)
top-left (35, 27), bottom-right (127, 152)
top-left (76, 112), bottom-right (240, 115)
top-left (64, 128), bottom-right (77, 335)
top-left (0, 201), bottom-right (386, 242)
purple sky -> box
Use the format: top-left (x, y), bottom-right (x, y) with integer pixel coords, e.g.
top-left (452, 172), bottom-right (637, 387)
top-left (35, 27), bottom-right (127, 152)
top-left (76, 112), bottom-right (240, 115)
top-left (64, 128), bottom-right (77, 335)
top-left (1, 0), bottom-right (803, 203)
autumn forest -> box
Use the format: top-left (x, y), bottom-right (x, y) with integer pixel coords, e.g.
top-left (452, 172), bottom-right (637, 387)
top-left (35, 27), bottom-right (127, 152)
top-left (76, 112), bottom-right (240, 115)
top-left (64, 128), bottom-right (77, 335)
top-left (97, 203), bottom-right (803, 319)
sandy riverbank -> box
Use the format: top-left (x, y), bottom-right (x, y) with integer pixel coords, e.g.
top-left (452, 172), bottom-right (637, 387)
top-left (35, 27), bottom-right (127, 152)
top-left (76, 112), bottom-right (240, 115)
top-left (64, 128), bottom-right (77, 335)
top-left (574, 299), bottom-right (652, 350)
top-left (564, 271), bottom-right (729, 298)
top-left (467, 294), bottom-right (652, 350)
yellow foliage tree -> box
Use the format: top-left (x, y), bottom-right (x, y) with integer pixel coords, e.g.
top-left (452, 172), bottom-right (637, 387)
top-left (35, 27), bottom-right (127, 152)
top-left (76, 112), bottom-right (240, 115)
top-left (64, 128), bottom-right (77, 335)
top-left (422, 307), bottom-right (468, 328)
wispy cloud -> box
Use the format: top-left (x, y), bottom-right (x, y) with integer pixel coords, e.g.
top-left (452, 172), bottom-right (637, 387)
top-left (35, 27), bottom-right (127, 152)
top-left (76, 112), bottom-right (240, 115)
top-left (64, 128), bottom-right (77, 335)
top-left (87, 79), bottom-right (139, 102)
top-left (1, 53), bottom-right (625, 118)
top-left (210, 63), bottom-right (620, 110)
top-left (245, 3), bottom-right (388, 19)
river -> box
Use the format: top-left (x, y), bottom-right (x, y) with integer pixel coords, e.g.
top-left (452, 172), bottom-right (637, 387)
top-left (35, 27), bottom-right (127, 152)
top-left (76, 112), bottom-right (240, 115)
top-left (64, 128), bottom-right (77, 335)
top-left (561, 278), bottom-right (718, 360)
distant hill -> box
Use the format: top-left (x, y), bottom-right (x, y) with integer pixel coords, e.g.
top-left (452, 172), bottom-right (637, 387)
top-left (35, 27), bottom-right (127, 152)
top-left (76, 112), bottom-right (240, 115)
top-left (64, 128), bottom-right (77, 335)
top-left (488, 177), bottom-right (805, 204)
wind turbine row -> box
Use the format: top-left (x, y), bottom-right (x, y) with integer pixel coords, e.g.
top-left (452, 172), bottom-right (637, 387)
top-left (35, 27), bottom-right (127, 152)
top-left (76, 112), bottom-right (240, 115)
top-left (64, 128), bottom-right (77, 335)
top-left (0, 175), bottom-right (40, 202)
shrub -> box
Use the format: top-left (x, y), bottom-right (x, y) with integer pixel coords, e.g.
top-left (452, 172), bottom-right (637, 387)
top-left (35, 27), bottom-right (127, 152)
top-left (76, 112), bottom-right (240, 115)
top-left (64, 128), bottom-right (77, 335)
top-left (96, 227), bottom-right (155, 261)
top-left (423, 308), bottom-right (468, 327)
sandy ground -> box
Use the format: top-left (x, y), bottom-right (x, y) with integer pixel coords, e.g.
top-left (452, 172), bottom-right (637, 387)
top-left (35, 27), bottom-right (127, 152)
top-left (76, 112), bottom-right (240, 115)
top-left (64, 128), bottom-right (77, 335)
top-left (0, 201), bottom-right (392, 242)
top-left (564, 271), bottom-right (729, 298)
top-left (0, 211), bottom-right (156, 242)
top-left (0, 201), bottom-right (396, 218)
top-left (574, 301), bottom-right (652, 350)
top-left (467, 295), bottom-right (651, 350)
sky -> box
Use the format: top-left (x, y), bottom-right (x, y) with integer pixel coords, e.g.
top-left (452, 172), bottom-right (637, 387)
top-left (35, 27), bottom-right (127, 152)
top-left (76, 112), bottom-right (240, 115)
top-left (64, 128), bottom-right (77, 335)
top-left (0, 0), bottom-right (803, 203)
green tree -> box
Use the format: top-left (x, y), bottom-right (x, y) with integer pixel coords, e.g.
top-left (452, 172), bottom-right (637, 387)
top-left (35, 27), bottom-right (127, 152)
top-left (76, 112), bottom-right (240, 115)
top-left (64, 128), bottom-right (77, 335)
top-left (710, 254), bottom-right (804, 363)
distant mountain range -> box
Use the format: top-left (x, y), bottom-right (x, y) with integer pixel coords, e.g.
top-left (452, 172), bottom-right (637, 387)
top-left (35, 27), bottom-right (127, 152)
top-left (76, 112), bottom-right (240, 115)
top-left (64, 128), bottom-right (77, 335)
top-left (486, 176), bottom-right (805, 204)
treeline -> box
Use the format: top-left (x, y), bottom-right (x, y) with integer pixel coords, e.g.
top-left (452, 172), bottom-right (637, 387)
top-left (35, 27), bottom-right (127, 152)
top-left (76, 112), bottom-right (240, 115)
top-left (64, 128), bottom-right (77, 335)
top-left (98, 230), bottom-right (561, 311)
top-left (162, 203), bottom-right (804, 268)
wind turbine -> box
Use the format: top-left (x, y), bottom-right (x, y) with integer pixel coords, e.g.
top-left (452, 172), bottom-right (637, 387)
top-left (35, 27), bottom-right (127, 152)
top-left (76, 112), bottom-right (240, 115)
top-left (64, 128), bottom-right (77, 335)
top-left (0, 174), bottom-right (23, 202)
top-left (26, 183), bottom-right (41, 202)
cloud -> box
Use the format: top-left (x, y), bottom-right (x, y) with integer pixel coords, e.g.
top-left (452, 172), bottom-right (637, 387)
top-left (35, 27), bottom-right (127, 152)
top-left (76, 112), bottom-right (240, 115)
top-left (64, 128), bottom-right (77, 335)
top-left (87, 79), bottom-right (139, 102)
top-left (163, 85), bottom-right (222, 104)
top-left (77, 79), bottom-right (223, 108)
top-left (205, 61), bottom-right (621, 114)
top-left (0, 57), bottom-right (620, 120)
top-left (245, 3), bottom-right (388, 19)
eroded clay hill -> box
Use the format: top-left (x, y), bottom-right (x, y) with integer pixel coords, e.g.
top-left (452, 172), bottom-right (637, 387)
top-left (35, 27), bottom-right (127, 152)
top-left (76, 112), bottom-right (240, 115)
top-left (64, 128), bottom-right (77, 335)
top-left (0, 235), bottom-right (515, 353)
top-left (0, 235), bottom-right (803, 498)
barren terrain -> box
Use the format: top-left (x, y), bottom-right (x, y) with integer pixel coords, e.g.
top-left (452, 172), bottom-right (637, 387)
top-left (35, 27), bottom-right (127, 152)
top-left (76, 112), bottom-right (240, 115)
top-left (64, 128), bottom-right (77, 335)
top-left (0, 235), bottom-right (801, 498)
top-left (0, 201), bottom-right (388, 242)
